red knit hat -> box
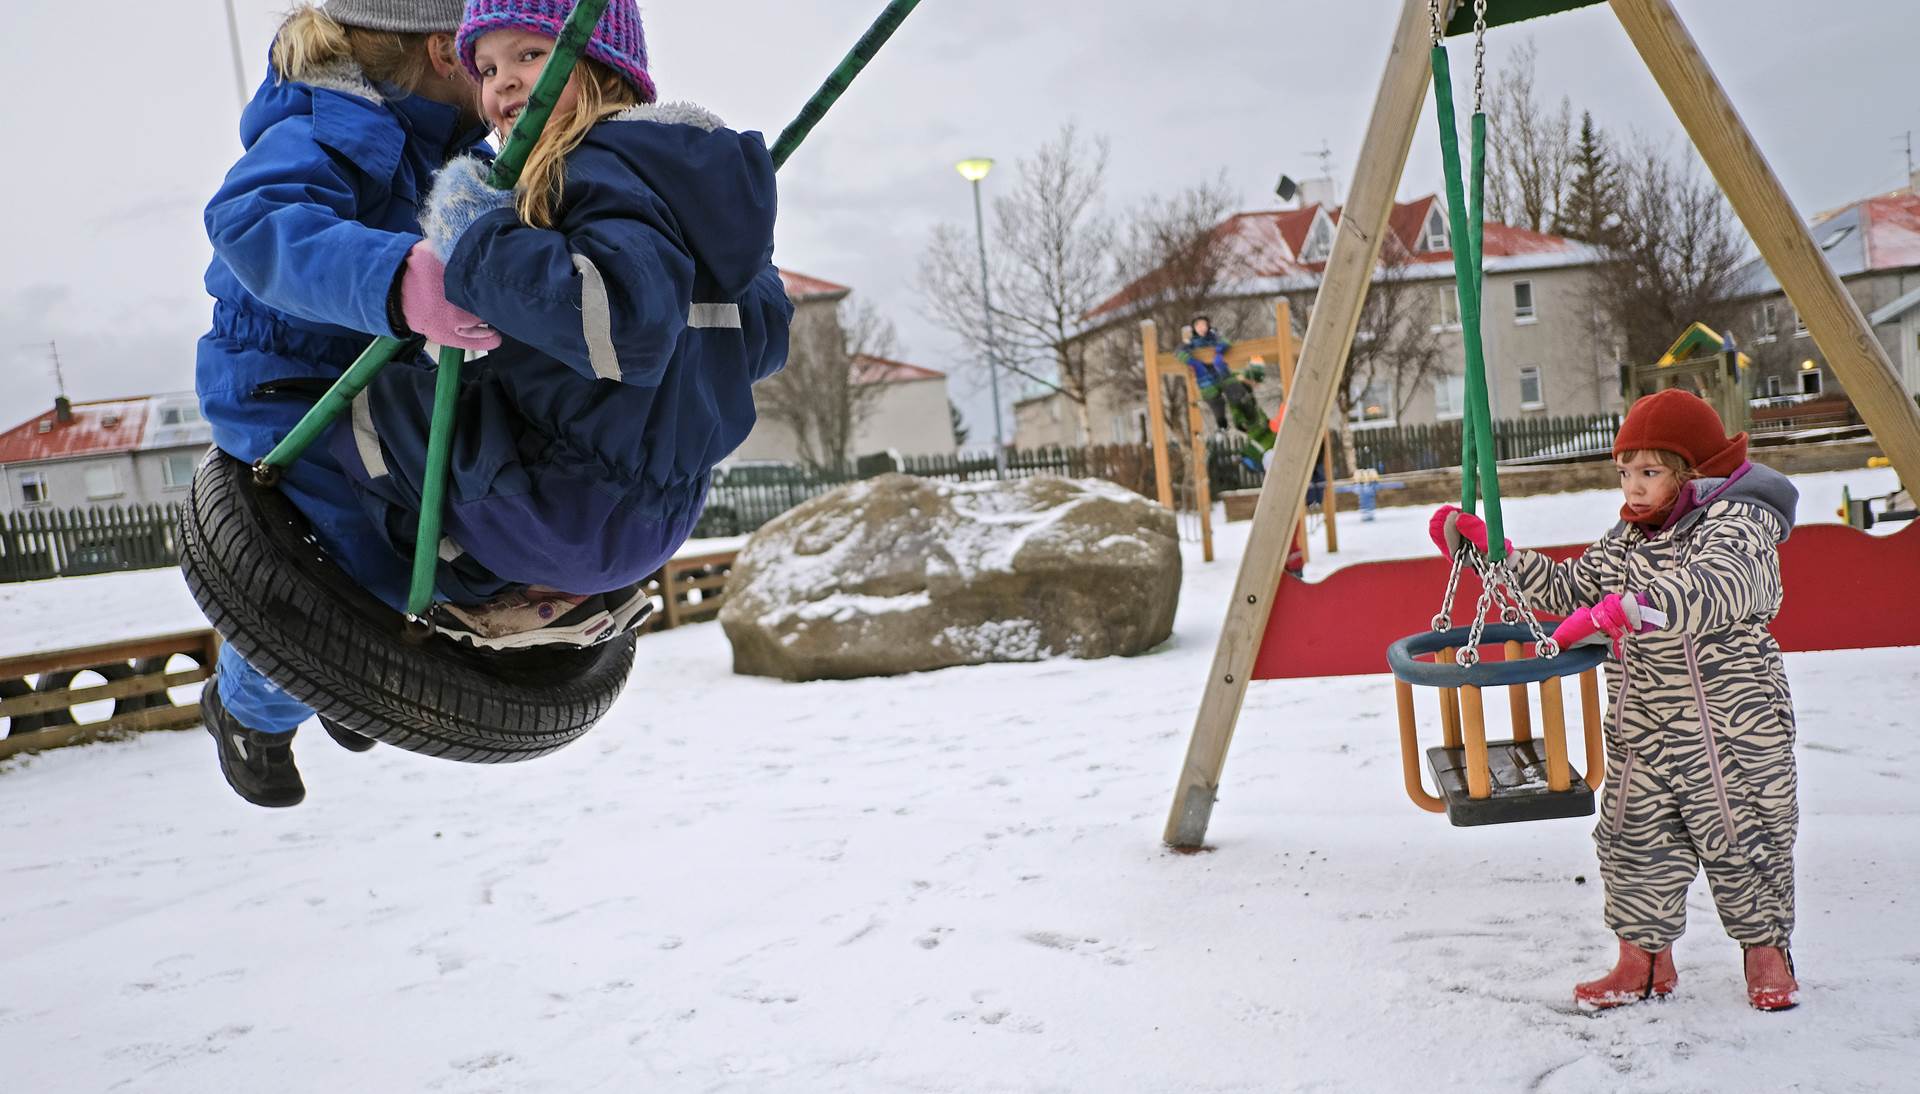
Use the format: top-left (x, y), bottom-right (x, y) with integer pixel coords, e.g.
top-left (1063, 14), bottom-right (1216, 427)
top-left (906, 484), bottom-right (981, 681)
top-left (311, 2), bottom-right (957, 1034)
top-left (1612, 389), bottom-right (1748, 478)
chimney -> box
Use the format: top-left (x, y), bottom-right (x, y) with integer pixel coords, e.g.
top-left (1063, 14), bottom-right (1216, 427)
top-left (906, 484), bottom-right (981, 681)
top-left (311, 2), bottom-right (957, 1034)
top-left (54, 395), bottom-right (73, 424)
top-left (1298, 177), bottom-right (1341, 209)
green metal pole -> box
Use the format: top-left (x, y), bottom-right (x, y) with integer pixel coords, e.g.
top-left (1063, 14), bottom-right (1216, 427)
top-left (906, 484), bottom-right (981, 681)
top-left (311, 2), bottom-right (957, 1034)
top-left (256, 335), bottom-right (416, 478)
top-left (407, 345), bottom-right (466, 615)
top-left (1430, 46), bottom-right (1503, 559)
top-left (770, 0), bottom-right (925, 170)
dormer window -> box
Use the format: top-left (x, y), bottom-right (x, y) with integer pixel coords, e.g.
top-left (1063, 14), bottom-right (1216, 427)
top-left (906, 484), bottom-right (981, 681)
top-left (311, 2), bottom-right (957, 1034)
top-left (1421, 206), bottom-right (1449, 252)
top-left (1302, 214), bottom-right (1335, 263)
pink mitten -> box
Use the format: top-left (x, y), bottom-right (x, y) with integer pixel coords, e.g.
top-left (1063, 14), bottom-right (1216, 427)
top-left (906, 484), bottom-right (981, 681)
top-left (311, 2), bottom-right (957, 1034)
top-left (1428, 505), bottom-right (1510, 558)
top-left (1550, 605), bottom-right (1600, 650)
top-left (397, 242), bottom-right (500, 351)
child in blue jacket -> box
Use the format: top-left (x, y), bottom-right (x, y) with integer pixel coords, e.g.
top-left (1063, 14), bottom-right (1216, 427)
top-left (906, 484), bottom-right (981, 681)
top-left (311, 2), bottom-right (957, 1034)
top-left (335, 0), bottom-right (791, 638)
top-left (196, 0), bottom-right (497, 807)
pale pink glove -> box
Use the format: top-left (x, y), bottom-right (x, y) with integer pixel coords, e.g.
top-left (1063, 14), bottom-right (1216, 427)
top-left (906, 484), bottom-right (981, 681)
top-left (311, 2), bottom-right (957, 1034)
top-left (397, 241), bottom-right (500, 351)
top-left (1428, 504), bottom-right (1512, 559)
top-left (1551, 592), bottom-right (1658, 652)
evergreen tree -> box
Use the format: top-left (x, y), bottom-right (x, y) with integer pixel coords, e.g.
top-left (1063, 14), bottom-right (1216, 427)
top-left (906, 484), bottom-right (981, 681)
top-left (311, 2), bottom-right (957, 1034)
top-left (1555, 112), bottom-right (1620, 244)
top-left (948, 399), bottom-right (971, 446)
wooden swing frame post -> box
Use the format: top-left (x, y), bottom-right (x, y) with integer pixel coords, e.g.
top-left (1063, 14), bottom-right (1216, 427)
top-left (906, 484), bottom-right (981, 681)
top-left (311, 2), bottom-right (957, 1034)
top-left (1163, 0), bottom-right (1920, 849)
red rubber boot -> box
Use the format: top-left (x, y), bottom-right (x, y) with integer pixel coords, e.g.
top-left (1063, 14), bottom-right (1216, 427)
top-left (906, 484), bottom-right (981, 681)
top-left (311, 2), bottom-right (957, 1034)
top-left (1574, 938), bottom-right (1678, 1011)
top-left (1743, 946), bottom-right (1800, 1011)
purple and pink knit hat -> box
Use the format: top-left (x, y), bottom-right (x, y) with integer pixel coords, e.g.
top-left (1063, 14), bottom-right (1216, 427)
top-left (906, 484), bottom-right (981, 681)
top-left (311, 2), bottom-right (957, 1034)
top-left (457, 0), bottom-right (656, 104)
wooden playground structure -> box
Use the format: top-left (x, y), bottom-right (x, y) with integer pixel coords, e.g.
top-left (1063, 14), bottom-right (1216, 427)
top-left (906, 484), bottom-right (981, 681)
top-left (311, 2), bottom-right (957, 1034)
top-left (1141, 299), bottom-right (1339, 564)
top-left (1162, 0), bottom-right (1920, 848)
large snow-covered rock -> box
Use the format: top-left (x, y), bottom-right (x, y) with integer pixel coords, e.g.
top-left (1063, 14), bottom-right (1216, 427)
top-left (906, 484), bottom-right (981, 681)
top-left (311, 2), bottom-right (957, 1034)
top-left (719, 473), bottom-right (1180, 680)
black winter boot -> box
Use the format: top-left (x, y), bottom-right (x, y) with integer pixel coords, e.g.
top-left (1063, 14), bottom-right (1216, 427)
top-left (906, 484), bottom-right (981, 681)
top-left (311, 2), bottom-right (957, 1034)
top-left (320, 717), bottom-right (376, 753)
top-left (201, 678), bottom-right (305, 808)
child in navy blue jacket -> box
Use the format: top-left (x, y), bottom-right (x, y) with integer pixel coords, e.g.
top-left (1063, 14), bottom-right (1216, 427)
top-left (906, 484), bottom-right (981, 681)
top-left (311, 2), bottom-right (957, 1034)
top-left (196, 0), bottom-right (496, 807)
top-left (336, 0), bottom-right (791, 641)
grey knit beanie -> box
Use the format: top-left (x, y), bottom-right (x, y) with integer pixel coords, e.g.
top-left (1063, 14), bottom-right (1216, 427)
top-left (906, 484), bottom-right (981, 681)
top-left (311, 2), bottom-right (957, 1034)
top-left (324, 0), bottom-right (466, 33)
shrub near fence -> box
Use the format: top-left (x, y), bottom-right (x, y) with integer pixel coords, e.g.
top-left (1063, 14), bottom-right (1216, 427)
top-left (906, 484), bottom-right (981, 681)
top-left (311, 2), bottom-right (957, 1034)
top-left (1, 505), bottom-right (182, 584)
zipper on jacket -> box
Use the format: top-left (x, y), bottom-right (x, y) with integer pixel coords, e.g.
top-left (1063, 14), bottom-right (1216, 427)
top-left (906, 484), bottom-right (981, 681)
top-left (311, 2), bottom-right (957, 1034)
top-left (1684, 636), bottom-right (1742, 846)
top-left (1609, 644), bottom-right (1635, 837)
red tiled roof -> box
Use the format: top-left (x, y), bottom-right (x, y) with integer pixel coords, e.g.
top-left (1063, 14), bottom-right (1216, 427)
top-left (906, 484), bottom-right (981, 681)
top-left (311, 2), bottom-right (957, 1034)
top-left (1087, 194), bottom-right (1592, 322)
top-left (0, 399), bottom-right (150, 465)
top-left (779, 269), bottom-right (853, 300)
top-left (853, 354), bottom-right (945, 383)
top-left (1860, 190), bottom-right (1920, 271)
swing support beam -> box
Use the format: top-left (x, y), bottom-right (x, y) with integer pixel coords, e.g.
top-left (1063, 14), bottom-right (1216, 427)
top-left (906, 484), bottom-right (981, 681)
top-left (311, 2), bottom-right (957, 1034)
top-left (1164, 0), bottom-right (1920, 849)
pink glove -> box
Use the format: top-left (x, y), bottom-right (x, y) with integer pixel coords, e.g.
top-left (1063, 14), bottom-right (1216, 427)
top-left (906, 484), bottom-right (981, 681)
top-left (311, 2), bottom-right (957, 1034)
top-left (397, 241), bottom-right (500, 351)
top-left (1428, 504), bottom-right (1511, 558)
top-left (1551, 592), bottom-right (1657, 652)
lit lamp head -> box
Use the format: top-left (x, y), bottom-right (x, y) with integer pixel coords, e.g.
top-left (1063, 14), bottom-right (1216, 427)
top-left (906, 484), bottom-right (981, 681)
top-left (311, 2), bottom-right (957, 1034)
top-left (956, 157), bottom-right (995, 183)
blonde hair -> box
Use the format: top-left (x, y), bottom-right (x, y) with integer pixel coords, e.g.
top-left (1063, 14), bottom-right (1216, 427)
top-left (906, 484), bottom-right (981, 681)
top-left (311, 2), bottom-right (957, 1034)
top-left (515, 60), bottom-right (643, 229)
top-left (1615, 448), bottom-right (1700, 485)
top-left (271, 4), bottom-right (438, 93)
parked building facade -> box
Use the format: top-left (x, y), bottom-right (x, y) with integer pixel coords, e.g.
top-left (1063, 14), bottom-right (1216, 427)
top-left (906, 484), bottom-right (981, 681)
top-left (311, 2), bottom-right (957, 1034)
top-left (1014, 195), bottom-right (1616, 449)
top-left (729, 270), bottom-right (958, 464)
top-left (1727, 176), bottom-right (1920, 403)
top-left (0, 393), bottom-right (212, 515)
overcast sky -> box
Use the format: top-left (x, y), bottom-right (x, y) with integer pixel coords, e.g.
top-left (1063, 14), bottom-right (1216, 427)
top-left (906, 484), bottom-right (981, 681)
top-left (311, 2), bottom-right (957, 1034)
top-left (5, 0), bottom-right (1916, 442)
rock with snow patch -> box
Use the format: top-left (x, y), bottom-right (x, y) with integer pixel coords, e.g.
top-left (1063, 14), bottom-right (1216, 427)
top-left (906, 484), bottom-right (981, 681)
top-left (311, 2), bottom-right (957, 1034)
top-left (718, 473), bottom-right (1180, 680)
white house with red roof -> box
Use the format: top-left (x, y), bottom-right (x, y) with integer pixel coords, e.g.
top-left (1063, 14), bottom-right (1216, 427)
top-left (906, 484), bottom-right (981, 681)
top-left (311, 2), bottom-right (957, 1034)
top-left (1729, 174), bottom-right (1920, 402)
top-left (729, 271), bottom-right (957, 464)
top-left (0, 393), bottom-right (212, 515)
top-left (1017, 194), bottom-right (1614, 448)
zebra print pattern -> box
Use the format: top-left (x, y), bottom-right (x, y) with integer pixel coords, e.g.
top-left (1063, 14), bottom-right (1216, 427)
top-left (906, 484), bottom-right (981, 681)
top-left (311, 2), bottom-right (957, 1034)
top-left (1511, 498), bottom-right (1798, 949)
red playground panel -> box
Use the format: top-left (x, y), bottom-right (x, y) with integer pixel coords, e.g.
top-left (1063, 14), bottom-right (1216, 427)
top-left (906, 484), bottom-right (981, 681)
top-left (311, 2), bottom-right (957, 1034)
top-left (1252, 519), bottom-right (1920, 680)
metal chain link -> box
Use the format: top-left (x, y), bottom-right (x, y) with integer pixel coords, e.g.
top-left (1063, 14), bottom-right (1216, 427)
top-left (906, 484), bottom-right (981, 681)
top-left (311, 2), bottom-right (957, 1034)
top-left (1429, 0), bottom-right (1443, 45)
top-left (1472, 0), bottom-right (1489, 114)
top-left (1432, 549), bottom-right (1468, 632)
top-left (1455, 552), bottom-right (1499, 666)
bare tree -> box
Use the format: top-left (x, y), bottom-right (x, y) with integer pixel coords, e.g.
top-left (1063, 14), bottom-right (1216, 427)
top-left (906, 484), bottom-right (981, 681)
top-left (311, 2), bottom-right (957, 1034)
top-left (1484, 38), bottom-right (1575, 232)
top-left (916, 124), bottom-right (1117, 443)
top-left (1595, 134), bottom-right (1748, 365)
top-left (1329, 245), bottom-right (1447, 470)
top-left (1104, 175), bottom-right (1254, 439)
top-left (753, 297), bottom-right (899, 472)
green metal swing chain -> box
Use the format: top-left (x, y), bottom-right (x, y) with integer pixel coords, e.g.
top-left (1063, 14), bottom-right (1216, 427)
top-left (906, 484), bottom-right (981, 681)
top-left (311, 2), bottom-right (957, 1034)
top-left (250, 0), bottom-right (925, 622)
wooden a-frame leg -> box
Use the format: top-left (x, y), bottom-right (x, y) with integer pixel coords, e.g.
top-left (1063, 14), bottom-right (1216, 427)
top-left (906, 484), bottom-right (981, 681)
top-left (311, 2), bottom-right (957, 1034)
top-left (1162, 0), bottom-right (1444, 848)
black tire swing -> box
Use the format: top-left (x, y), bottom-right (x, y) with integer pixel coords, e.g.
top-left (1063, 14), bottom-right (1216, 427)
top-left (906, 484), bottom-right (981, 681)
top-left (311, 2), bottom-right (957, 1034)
top-left (180, 0), bottom-right (925, 761)
top-left (1387, 4), bottom-right (1607, 825)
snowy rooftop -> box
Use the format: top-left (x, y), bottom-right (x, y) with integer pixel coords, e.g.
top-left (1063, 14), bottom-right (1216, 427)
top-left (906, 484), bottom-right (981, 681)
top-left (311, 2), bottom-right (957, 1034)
top-left (0, 467), bottom-right (1913, 1092)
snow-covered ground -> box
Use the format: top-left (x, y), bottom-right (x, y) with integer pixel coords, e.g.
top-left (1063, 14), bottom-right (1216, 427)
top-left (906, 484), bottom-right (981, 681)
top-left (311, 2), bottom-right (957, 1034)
top-left (1, 468), bottom-right (1914, 1093)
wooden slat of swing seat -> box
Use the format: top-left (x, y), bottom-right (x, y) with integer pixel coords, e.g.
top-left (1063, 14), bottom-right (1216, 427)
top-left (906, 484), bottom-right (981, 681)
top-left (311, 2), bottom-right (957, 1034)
top-left (1425, 741), bottom-right (1596, 827)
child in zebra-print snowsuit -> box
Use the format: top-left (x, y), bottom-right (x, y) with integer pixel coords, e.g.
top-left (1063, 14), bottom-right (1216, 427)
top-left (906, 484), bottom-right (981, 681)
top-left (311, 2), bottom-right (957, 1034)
top-left (1435, 389), bottom-right (1803, 1011)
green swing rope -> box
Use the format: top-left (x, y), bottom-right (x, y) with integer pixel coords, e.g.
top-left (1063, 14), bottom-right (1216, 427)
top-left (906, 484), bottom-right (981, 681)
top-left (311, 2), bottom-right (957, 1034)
top-left (1429, 44), bottom-right (1505, 563)
top-left (252, 0), bottom-right (926, 619)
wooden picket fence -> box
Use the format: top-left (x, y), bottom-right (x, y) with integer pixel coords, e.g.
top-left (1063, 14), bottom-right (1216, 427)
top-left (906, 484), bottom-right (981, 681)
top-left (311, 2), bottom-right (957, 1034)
top-left (0, 504), bottom-right (182, 584)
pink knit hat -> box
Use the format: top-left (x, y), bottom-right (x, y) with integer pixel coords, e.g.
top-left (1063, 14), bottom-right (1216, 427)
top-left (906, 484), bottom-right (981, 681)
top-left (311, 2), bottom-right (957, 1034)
top-left (458, 0), bottom-right (656, 104)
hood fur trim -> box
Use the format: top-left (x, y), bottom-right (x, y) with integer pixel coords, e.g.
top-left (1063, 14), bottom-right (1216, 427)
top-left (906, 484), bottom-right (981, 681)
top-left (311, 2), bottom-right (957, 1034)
top-left (285, 59), bottom-right (384, 104)
top-left (609, 101), bottom-right (726, 132)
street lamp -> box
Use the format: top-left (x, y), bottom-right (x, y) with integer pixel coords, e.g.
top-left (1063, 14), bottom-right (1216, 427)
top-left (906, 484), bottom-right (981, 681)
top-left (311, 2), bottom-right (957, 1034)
top-left (956, 156), bottom-right (1008, 476)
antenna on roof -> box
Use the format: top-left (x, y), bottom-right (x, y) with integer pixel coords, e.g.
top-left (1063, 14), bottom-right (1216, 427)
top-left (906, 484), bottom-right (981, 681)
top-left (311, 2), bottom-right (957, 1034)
top-left (1308, 140), bottom-right (1337, 193)
top-left (48, 341), bottom-right (67, 399)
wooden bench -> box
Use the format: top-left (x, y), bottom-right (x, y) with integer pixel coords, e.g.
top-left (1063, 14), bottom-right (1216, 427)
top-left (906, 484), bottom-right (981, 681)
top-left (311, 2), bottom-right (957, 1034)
top-left (0, 630), bottom-right (220, 761)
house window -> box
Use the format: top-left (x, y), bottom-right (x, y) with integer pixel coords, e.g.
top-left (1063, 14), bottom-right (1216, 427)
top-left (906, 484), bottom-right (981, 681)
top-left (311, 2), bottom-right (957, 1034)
top-left (19, 471), bottom-right (49, 506)
top-left (1518, 366), bottom-right (1545, 409)
top-left (1755, 302), bottom-right (1778, 343)
top-left (161, 406), bottom-right (181, 426)
top-left (1434, 288), bottom-right (1461, 331)
top-left (85, 464), bottom-right (121, 500)
top-left (1513, 280), bottom-right (1537, 323)
top-left (1794, 309), bottom-right (1809, 338)
top-left (1766, 375), bottom-right (1782, 397)
top-left (1432, 374), bottom-right (1465, 420)
top-left (162, 453), bottom-right (198, 489)
top-left (1348, 377), bottom-right (1395, 428)
top-left (1421, 207), bottom-right (1449, 252)
top-left (1800, 367), bottom-right (1823, 396)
